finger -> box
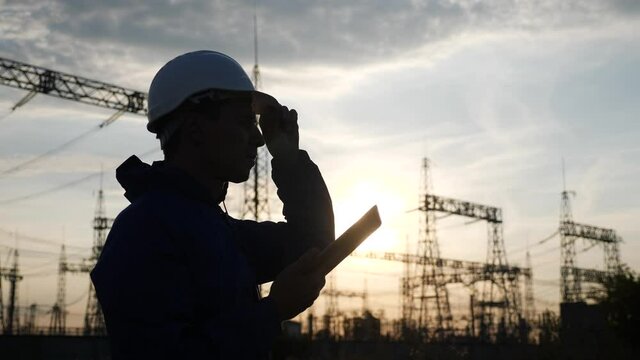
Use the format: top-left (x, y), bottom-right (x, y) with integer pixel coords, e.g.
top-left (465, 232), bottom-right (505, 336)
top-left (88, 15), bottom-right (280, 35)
top-left (306, 298), bottom-right (318, 309)
top-left (302, 290), bottom-right (321, 306)
top-left (313, 276), bottom-right (326, 293)
top-left (258, 109), bottom-right (279, 138)
top-left (252, 91), bottom-right (279, 114)
top-left (301, 273), bottom-right (325, 296)
top-left (318, 276), bottom-right (326, 289)
top-left (284, 109), bottom-right (298, 132)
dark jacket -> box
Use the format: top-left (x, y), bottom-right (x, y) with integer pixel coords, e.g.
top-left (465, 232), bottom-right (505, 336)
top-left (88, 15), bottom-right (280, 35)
top-left (90, 150), bottom-right (334, 359)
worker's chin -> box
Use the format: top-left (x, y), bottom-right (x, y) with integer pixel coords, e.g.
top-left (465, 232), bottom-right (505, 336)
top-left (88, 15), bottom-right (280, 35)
top-left (228, 170), bottom-right (251, 184)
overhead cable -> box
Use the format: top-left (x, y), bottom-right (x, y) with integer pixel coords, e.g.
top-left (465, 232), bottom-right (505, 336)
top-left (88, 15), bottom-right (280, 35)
top-left (0, 124), bottom-right (102, 177)
top-left (0, 173), bottom-right (99, 205)
top-left (510, 230), bottom-right (559, 256)
top-left (0, 227), bottom-right (90, 250)
top-left (0, 147), bottom-right (159, 205)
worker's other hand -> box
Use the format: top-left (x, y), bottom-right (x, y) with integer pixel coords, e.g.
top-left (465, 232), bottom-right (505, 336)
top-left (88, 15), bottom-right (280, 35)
top-left (252, 92), bottom-right (299, 162)
top-left (268, 248), bottom-right (325, 321)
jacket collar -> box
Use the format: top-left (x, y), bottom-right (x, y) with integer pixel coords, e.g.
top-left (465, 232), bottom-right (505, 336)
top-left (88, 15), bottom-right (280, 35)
top-left (116, 155), bottom-right (227, 211)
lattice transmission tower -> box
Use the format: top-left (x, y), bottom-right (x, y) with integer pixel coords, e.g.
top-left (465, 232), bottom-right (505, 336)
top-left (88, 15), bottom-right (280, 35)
top-left (1, 248), bottom-right (23, 335)
top-left (559, 168), bottom-right (622, 303)
top-left (0, 56), bottom-right (144, 335)
top-left (320, 275), bottom-right (368, 339)
top-left (0, 57), bottom-right (146, 118)
top-left (480, 202), bottom-right (521, 342)
top-left (357, 250), bottom-right (530, 342)
top-left (49, 244), bottom-right (67, 335)
top-left (524, 251), bottom-right (535, 324)
top-left (397, 158), bottom-right (523, 342)
top-left (242, 12), bottom-right (271, 221)
top-left (83, 183), bottom-right (111, 335)
top-left (414, 158), bottom-right (453, 340)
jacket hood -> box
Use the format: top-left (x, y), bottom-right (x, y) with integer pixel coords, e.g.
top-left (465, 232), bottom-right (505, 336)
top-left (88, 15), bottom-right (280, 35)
top-left (115, 155), bottom-right (228, 205)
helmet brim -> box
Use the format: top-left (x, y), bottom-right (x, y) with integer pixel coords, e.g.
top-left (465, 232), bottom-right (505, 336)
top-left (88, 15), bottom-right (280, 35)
top-left (252, 90), bottom-right (281, 115)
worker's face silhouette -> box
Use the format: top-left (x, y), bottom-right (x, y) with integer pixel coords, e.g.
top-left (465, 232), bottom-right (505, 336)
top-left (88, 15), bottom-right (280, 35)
top-left (198, 98), bottom-right (265, 183)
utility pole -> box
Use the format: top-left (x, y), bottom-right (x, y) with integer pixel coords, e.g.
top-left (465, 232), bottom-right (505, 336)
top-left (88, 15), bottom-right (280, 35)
top-left (242, 8), bottom-right (270, 221)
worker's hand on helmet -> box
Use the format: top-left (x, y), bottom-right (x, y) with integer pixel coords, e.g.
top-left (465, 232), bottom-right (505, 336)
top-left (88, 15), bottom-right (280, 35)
top-left (252, 92), bottom-right (299, 162)
top-left (267, 248), bottom-right (326, 321)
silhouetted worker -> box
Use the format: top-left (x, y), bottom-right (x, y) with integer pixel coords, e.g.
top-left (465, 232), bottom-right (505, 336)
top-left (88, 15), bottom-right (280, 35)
top-left (91, 50), bottom-right (334, 359)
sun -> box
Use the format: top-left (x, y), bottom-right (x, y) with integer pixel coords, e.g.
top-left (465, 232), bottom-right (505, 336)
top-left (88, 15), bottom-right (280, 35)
top-left (332, 180), bottom-right (406, 253)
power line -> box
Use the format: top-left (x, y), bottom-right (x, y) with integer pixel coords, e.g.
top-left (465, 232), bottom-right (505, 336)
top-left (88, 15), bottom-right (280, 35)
top-left (66, 289), bottom-right (89, 307)
top-left (0, 125), bottom-right (102, 177)
top-left (0, 244), bottom-right (87, 260)
top-left (0, 56), bottom-right (149, 177)
top-left (0, 228), bottom-right (90, 251)
top-left (523, 239), bottom-right (600, 268)
top-left (13, 258), bottom-right (58, 273)
top-left (509, 230), bottom-right (559, 256)
top-left (0, 147), bottom-right (160, 206)
top-left (533, 258), bottom-right (559, 268)
top-left (534, 279), bottom-right (560, 286)
top-left (0, 173), bottom-right (99, 205)
top-left (0, 109), bottom-right (12, 122)
top-left (530, 245), bottom-right (561, 258)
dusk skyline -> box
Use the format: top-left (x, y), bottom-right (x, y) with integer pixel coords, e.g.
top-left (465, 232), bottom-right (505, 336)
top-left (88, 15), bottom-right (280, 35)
top-left (1, 0), bottom-right (638, 328)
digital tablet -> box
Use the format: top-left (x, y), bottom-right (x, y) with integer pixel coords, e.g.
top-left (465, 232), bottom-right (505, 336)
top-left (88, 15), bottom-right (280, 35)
top-left (318, 205), bottom-right (382, 275)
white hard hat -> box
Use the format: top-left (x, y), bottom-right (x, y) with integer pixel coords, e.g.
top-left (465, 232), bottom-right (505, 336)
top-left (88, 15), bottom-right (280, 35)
top-left (147, 50), bottom-right (255, 133)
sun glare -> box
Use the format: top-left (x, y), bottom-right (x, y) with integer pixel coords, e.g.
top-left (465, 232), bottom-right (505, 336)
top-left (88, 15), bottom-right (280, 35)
top-left (333, 181), bottom-right (406, 253)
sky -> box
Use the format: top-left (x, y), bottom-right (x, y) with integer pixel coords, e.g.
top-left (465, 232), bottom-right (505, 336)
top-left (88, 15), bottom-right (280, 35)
top-left (0, 0), bottom-right (639, 329)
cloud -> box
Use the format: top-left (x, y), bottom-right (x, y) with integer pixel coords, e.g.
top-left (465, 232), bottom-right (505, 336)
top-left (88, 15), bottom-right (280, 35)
top-left (2, 0), bottom-right (639, 84)
top-left (1, 0), bottom-right (640, 322)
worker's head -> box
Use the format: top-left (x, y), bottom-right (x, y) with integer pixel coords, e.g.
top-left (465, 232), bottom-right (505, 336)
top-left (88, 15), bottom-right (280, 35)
top-left (147, 50), bottom-right (265, 183)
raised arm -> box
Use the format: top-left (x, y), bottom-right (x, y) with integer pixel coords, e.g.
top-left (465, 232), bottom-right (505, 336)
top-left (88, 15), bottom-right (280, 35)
top-left (231, 94), bottom-right (335, 283)
top-left (231, 150), bottom-right (334, 283)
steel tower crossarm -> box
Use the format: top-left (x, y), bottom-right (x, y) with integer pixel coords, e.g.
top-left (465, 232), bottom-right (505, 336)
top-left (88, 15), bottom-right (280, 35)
top-left (421, 194), bottom-right (502, 223)
top-left (561, 266), bottom-right (609, 284)
top-left (63, 262), bottom-right (93, 273)
top-left (322, 289), bottom-right (366, 298)
top-left (352, 252), bottom-right (531, 283)
top-left (0, 57), bottom-right (147, 115)
top-left (560, 221), bottom-right (619, 243)
top-left (354, 252), bottom-right (526, 277)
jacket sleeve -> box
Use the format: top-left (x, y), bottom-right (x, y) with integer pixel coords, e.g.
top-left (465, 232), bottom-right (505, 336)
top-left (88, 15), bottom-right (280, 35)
top-left (91, 209), bottom-right (282, 359)
top-left (232, 150), bottom-right (335, 283)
